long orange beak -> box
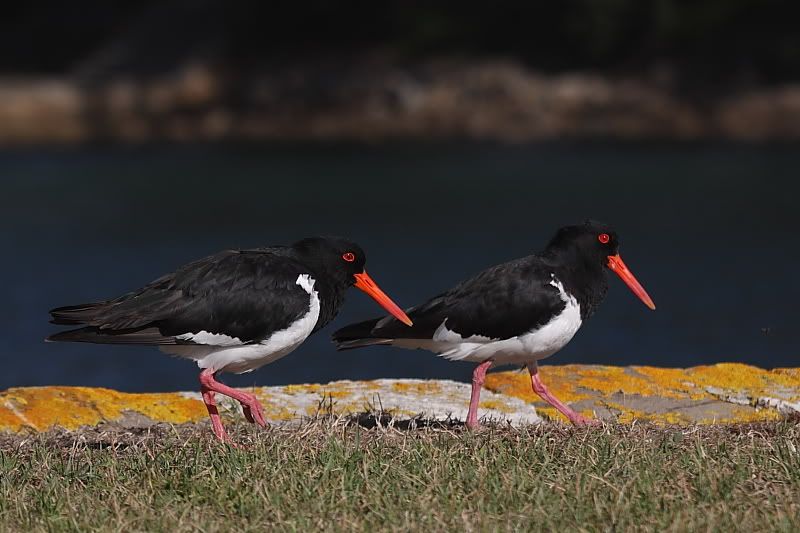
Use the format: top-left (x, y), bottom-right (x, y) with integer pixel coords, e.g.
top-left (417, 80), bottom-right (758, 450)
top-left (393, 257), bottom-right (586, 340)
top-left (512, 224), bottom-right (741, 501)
top-left (607, 254), bottom-right (656, 310)
top-left (353, 271), bottom-right (413, 326)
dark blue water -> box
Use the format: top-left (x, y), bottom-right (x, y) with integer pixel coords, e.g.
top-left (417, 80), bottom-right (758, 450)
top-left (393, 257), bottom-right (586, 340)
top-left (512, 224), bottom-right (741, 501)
top-left (1, 142), bottom-right (797, 392)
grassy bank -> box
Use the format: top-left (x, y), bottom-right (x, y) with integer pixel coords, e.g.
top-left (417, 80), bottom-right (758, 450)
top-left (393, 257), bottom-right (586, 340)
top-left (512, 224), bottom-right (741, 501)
top-left (1, 418), bottom-right (799, 532)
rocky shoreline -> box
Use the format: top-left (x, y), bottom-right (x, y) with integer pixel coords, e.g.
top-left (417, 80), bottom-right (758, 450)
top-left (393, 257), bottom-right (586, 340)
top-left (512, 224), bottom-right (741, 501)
top-left (2, 363), bottom-right (798, 432)
top-left (3, 60), bottom-right (800, 144)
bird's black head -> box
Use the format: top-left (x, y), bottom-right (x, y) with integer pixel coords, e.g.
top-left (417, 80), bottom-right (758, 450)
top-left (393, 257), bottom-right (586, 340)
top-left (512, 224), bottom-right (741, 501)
top-left (546, 220), bottom-right (655, 310)
top-left (546, 220), bottom-right (620, 266)
top-left (291, 236), bottom-right (367, 285)
top-left (291, 237), bottom-right (412, 325)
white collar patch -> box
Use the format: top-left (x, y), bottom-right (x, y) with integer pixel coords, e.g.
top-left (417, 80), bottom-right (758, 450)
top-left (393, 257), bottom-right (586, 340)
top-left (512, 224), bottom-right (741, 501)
top-left (296, 274), bottom-right (316, 294)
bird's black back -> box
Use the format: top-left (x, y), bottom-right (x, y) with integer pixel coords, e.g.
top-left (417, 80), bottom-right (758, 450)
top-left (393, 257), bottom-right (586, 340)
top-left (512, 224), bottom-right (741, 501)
top-left (49, 247), bottom-right (347, 345)
top-left (335, 254), bottom-right (602, 345)
top-left (334, 221), bottom-right (616, 346)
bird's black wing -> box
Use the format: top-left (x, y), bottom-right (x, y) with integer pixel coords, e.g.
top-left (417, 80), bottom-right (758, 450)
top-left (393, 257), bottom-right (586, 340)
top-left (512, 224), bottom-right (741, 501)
top-left (48, 249), bottom-right (315, 345)
top-left (334, 257), bottom-right (565, 346)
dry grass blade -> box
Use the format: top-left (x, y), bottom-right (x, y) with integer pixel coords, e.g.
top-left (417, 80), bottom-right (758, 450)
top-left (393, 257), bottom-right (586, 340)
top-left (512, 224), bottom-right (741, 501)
top-left (0, 416), bottom-right (798, 532)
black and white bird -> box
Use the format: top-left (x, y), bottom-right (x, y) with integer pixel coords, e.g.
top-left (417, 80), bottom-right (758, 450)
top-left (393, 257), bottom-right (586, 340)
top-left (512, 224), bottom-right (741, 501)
top-left (47, 237), bottom-right (412, 443)
top-left (333, 221), bottom-right (655, 427)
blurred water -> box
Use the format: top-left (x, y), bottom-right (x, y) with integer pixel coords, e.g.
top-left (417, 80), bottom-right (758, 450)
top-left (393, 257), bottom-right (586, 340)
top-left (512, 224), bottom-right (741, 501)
top-left (1, 141), bottom-right (797, 392)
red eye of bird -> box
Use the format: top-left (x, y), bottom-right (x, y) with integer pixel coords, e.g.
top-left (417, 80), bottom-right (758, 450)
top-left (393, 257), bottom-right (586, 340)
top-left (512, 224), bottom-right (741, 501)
top-left (342, 252), bottom-right (356, 262)
top-left (598, 233), bottom-right (610, 244)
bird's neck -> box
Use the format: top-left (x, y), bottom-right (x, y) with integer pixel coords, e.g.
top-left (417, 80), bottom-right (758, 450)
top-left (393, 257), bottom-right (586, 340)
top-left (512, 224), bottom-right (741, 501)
top-left (541, 248), bottom-right (608, 320)
top-left (289, 251), bottom-right (349, 332)
top-left (309, 273), bottom-right (347, 333)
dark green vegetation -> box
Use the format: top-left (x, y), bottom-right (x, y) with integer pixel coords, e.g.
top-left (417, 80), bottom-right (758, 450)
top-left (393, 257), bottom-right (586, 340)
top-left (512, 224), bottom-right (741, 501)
top-left (1, 419), bottom-right (799, 532)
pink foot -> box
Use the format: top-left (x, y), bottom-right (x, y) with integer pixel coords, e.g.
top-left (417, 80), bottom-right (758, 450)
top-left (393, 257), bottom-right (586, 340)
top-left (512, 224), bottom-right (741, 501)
top-left (571, 413), bottom-right (601, 427)
top-left (239, 394), bottom-right (267, 427)
top-left (200, 387), bottom-right (236, 444)
top-left (527, 363), bottom-right (598, 427)
top-left (199, 369), bottom-right (268, 443)
top-left (466, 360), bottom-right (493, 429)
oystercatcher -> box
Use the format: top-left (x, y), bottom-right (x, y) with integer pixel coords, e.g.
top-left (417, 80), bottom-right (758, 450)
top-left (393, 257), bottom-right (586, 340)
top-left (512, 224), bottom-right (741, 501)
top-left (333, 221), bottom-right (655, 427)
top-left (47, 237), bottom-right (412, 442)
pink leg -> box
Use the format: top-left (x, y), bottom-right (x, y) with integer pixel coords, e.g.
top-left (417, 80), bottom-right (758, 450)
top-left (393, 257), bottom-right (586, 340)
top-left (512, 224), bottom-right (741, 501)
top-left (527, 363), bottom-right (596, 426)
top-left (466, 360), bottom-right (493, 429)
top-left (199, 369), bottom-right (268, 428)
top-left (199, 385), bottom-right (232, 443)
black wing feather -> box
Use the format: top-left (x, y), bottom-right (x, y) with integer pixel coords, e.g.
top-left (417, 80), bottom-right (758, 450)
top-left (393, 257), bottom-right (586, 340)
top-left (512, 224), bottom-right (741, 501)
top-left (47, 327), bottom-right (179, 345)
top-left (48, 249), bottom-right (315, 345)
top-left (333, 257), bottom-right (565, 345)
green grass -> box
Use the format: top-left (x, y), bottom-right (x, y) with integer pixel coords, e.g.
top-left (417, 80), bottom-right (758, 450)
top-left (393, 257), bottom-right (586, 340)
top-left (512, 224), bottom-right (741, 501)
top-left (1, 418), bottom-right (799, 532)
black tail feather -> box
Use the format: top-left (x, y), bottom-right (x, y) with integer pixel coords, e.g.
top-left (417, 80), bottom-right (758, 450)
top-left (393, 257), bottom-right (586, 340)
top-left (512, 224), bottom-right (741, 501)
top-left (46, 326), bottom-right (177, 345)
top-left (335, 338), bottom-right (394, 350)
top-left (49, 301), bottom-right (109, 325)
top-left (332, 317), bottom-right (393, 350)
top-left (332, 317), bottom-right (381, 342)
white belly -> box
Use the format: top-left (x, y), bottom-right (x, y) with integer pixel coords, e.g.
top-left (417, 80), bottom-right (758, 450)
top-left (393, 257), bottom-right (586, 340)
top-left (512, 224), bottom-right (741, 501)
top-left (161, 274), bottom-right (321, 374)
top-left (394, 276), bottom-right (582, 366)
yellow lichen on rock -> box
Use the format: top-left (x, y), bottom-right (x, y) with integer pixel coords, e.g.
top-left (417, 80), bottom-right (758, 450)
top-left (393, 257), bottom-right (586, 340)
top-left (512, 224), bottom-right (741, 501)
top-left (2, 365), bottom-right (798, 433)
top-left (282, 383), bottom-right (323, 395)
top-left (0, 386), bottom-right (207, 432)
top-left (483, 367), bottom-right (595, 423)
top-left (0, 403), bottom-right (24, 432)
top-left (484, 365), bottom-right (590, 404)
top-left (252, 396), bottom-right (297, 421)
top-left (484, 363), bottom-right (800, 425)
top-left (688, 363), bottom-right (800, 396)
top-left (479, 399), bottom-right (514, 414)
top-left (630, 366), bottom-right (708, 399)
top-left (774, 368), bottom-right (800, 378)
top-left (391, 381), bottom-right (442, 395)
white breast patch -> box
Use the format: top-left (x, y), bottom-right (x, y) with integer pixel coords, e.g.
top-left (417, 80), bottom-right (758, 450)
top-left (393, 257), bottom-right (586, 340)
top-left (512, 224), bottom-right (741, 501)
top-left (176, 331), bottom-right (243, 346)
top-left (393, 274), bottom-right (582, 366)
top-left (162, 274), bottom-right (321, 374)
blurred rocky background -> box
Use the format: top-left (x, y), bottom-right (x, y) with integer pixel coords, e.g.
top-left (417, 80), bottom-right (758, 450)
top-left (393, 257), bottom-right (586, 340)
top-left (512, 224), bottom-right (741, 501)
top-left (3, 0), bottom-right (800, 144)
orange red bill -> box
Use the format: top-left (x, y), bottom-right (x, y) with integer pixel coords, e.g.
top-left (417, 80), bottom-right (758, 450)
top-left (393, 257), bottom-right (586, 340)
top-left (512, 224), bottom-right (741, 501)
top-left (354, 271), bottom-right (414, 326)
top-left (607, 254), bottom-right (656, 310)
